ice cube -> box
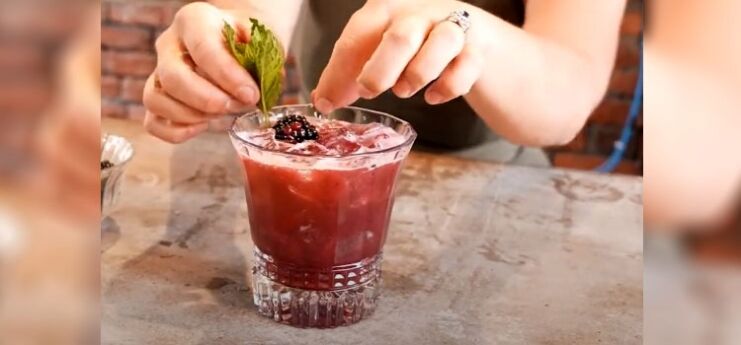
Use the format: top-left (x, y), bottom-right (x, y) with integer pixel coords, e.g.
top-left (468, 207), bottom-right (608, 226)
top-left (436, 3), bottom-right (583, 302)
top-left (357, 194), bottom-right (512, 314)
top-left (317, 122), bottom-right (363, 155)
top-left (358, 125), bottom-right (400, 149)
top-left (286, 141), bottom-right (331, 155)
top-left (348, 122), bottom-right (382, 135)
top-left (332, 138), bottom-right (362, 155)
top-left (243, 128), bottom-right (285, 150)
top-left (241, 119), bottom-right (405, 156)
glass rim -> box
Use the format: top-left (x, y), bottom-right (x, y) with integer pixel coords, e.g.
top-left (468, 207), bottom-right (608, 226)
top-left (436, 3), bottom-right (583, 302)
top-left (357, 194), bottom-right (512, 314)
top-left (228, 103), bottom-right (417, 158)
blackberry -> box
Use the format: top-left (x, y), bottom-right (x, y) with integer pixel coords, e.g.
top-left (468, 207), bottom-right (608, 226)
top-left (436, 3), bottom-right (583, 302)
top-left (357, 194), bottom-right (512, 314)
top-left (101, 160), bottom-right (114, 170)
top-left (272, 114), bottom-right (318, 143)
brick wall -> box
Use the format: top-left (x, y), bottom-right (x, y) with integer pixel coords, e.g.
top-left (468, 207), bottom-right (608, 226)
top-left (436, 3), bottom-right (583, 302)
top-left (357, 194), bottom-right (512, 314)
top-left (101, 1), bottom-right (178, 120)
top-left (102, 0), bottom-right (643, 174)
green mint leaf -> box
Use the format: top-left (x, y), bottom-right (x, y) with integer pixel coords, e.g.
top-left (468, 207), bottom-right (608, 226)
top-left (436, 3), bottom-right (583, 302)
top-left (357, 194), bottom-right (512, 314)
top-left (222, 22), bottom-right (246, 66)
top-left (223, 19), bottom-right (285, 122)
top-left (245, 18), bottom-right (285, 117)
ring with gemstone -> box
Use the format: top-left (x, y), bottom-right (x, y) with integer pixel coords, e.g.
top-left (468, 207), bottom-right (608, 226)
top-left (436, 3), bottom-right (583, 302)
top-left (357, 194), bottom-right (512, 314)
top-left (445, 9), bottom-right (471, 33)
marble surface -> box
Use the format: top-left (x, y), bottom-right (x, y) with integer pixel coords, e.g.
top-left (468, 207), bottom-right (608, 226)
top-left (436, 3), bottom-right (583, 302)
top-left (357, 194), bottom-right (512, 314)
top-left (102, 118), bottom-right (643, 345)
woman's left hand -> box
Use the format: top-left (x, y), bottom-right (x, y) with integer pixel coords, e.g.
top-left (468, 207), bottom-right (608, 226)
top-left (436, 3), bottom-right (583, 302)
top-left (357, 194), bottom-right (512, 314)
top-left (312, 0), bottom-right (488, 113)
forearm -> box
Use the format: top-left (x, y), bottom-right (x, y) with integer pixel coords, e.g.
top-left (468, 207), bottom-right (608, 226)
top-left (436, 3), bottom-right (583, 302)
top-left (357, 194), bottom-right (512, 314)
top-left (208, 0), bottom-right (304, 48)
top-left (465, 17), bottom-right (607, 146)
top-left (464, 1), bottom-right (623, 147)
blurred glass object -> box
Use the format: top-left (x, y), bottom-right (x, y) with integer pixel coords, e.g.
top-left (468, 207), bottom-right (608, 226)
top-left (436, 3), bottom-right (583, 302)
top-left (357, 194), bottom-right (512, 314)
top-left (645, 0), bottom-right (741, 344)
top-left (645, 234), bottom-right (741, 345)
top-left (644, 0), bottom-right (741, 230)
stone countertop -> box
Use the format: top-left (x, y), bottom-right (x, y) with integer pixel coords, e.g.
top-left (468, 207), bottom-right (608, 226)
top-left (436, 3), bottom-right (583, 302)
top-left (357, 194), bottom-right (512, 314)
top-left (102, 118), bottom-right (643, 345)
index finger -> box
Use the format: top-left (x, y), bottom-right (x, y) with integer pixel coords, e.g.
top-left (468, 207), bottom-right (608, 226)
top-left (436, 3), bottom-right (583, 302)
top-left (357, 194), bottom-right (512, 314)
top-left (178, 17), bottom-right (259, 105)
top-left (312, 5), bottom-right (389, 113)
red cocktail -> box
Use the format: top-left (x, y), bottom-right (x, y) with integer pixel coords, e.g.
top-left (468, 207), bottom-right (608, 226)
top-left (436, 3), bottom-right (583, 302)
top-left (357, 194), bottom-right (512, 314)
top-left (229, 105), bottom-right (416, 328)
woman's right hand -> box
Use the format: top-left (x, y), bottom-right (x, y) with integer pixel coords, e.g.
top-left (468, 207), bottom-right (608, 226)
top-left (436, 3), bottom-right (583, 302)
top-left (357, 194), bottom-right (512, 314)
top-left (142, 2), bottom-right (258, 143)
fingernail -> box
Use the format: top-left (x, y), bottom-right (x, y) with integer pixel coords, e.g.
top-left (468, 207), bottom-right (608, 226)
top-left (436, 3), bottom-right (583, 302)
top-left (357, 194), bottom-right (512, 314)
top-left (314, 97), bottom-right (334, 113)
top-left (226, 99), bottom-right (249, 113)
top-left (395, 81), bottom-right (412, 98)
top-left (426, 91), bottom-right (444, 105)
top-left (236, 86), bottom-right (257, 104)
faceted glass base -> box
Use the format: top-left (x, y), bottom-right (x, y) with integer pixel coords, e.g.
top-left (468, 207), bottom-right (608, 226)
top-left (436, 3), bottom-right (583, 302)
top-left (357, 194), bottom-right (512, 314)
top-left (251, 249), bottom-right (382, 328)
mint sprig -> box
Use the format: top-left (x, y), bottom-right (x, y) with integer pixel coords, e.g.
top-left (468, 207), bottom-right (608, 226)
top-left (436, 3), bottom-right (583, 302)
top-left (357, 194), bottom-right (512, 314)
top-left (223, 18), bottom-right (285, 124)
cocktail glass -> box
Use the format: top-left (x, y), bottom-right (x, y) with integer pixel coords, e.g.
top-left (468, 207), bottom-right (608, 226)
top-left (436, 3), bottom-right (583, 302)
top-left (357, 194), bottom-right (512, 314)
top-left (229, 104), bottom-right (416, 327)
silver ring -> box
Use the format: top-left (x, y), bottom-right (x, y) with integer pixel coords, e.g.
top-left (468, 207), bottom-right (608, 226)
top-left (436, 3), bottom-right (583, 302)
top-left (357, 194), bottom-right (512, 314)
top-left (445, 9), bottom-right (471, 33)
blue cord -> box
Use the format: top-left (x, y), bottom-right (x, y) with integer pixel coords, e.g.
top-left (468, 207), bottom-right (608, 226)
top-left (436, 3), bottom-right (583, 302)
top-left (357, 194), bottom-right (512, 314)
top-left (596, 42), bottom-right (643, 173)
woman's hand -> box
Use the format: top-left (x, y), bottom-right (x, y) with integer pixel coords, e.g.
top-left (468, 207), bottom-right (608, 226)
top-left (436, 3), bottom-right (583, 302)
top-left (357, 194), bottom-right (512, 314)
top-left (142, 2), bottom-right (260, 143)
top-left (312, 0), bottom-right (487, 113)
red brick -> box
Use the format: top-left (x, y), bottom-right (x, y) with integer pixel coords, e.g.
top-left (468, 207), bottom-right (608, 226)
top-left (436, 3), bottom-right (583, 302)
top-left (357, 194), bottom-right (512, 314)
top-left (587, 123), bottom-right (640, 160)
top-left (592, 125), bottom-right (622, 155)
top-left (127, 104), bottom-right (147, 121)
top-left (102, 51), bottom-right (156, 77)
top-left (553, 153), bottom-right (640, 175)
top-left (601, 126), bottom-right (640, 161)
top-left (589, 98), bottom-right (631, 125)
top-left (102, 25), bottom-right (152, 50)
top-left (615, 38), bottom-right (641, 68)
top-left (109, 1), bottom-right (183, 28)
top-left (103, 101), bottom-right (126, 118)
top-left (608, 69), bottom-right (639, 96)
top-left (121, 78), bottom-right (148, 102)
top-left (620, 10), bottom-right (643, 36)
top-left (101, 75), bottom-right (121, 98)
